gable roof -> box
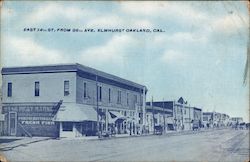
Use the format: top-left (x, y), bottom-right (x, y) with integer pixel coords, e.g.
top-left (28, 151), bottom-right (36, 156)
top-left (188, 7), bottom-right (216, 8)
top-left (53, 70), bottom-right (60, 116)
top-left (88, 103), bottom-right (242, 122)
top-left (177, 97), bottom-right (185, 104)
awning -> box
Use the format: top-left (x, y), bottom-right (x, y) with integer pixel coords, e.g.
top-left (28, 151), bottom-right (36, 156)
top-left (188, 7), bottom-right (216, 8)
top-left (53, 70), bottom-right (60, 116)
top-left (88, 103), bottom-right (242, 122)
top-left (53, 103), bottom-right (97, 122)
top-left (109, 111), bottom-right (126, 123)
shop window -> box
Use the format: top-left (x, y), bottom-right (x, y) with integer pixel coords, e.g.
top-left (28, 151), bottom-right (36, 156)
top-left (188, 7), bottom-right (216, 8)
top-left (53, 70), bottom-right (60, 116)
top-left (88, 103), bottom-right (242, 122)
top-left (64, 81), bottom-right (69, 96)
top-left (62, 122), bottom-right (73, 131)
top-left (35, 82), bottom-right (39, 96)
top-left (7, 82), bottom-right (12, 97)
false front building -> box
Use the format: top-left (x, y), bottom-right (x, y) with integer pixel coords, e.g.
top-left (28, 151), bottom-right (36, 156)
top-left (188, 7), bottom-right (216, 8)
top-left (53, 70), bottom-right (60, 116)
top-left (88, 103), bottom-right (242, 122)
top-left (146, 97), bottom-right (202, 131)
top-left (1, 63), bottom-right (147, 138)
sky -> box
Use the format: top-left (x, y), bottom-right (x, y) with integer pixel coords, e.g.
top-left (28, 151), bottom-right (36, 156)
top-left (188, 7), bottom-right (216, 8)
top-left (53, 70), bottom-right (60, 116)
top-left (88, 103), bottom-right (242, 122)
top-left (1, 1), bottom-right (249, 122)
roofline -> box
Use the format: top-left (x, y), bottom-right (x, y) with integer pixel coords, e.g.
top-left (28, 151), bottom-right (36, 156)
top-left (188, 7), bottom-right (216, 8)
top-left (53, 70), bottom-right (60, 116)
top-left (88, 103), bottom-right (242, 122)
top-left (1, 63), bottom-right (146, 90)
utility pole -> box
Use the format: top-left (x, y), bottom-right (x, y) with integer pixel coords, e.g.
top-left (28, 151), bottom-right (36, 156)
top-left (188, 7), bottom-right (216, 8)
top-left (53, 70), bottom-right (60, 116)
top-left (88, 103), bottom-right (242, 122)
top-left (152, 96), bottom-right (155, 135)
top-left (96, 75), bottom-right (100, 138)
top-left (163, 98), bottom-right (166, 134)
top-left (189, 104), bottom-right (191, 130)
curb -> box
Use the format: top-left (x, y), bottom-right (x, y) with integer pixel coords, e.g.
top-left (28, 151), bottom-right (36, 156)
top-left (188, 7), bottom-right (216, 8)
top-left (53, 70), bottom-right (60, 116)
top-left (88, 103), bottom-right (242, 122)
top-left (0, 137), bottom-right (52, 151)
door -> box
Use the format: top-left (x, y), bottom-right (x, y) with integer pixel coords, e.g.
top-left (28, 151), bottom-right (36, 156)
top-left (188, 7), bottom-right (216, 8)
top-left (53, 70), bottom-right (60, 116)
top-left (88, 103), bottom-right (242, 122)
top-left (9, 112), bottom-right (17, 136)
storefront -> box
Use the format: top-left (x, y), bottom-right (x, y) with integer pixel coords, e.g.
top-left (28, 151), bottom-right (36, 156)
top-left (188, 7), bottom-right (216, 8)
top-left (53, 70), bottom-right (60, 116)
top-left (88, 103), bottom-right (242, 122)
top-left (53, 103), bottom-right (97, 138)
top-left (2, 103), bottom-right (59, 137)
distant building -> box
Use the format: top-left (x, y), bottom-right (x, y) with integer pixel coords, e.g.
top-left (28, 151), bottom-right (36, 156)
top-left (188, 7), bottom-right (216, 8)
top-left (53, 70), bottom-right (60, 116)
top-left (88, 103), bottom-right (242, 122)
top-left (203, 112), bottom-right (230, 128)
top-left (202, 112), bottom-right (214, 128)
top-left (1, 63), bottom-right (147, 138)
top-left (146, 97), bottom-right (202, 131)
top-left (221, 113), bottom-right (230, 126)
top-left (230, 117), bottom-right (243, 125)
top-left (191, 107), bottom-right (202, 129)
top-left (145, 102), bottom-right (172, 133)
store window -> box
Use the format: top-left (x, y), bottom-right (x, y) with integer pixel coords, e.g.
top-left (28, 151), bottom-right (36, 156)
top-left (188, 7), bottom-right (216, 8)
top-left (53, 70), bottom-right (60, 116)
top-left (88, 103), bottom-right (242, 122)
top-left (64, 81), bottom-right (69, 96)
top-left (7, 82), bottom-right (12, 97)
top-left (62, 122), bottom-right (73, 131)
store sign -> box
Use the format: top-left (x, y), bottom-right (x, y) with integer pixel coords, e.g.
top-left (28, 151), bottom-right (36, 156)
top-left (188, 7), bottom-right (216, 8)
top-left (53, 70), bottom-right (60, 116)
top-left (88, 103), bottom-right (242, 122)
top-left (4, 105), bottom-right (56, 125)
top-left (18, 115), bottom-right (55, 125)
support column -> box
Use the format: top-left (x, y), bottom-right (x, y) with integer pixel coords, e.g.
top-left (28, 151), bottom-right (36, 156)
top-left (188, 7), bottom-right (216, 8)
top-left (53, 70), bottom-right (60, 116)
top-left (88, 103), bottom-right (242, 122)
top-left (105, 108), bottom-right (108, 132)
top-left (59, 122), bottom-right (62, 138)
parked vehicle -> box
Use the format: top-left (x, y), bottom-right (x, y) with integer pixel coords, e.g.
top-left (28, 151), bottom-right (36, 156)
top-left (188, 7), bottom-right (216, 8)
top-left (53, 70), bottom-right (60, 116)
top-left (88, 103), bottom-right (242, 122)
top-left (246, 123), bottom-right (250, 129)
top-left (192, 122), bottom-right (199, 131)
top-left (239, 122), bottom-right (246, 129)
top-left (154, 125), bottom-right (163, 135)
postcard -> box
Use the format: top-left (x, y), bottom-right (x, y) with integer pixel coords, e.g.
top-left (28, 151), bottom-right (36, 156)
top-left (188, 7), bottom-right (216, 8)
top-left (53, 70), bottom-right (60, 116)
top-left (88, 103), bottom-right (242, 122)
top-left (0, 1), bottom-right (249, 162)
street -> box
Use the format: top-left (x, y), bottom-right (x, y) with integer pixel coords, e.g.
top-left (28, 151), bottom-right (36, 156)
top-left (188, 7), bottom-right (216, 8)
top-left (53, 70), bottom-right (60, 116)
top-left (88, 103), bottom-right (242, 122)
top-left (0, 129), bottom-right (249, 162)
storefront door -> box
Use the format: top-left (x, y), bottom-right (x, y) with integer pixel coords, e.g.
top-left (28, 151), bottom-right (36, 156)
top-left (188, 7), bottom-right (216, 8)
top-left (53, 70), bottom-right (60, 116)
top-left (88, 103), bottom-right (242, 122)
top-left (9, 112), bottom-right (17, 136)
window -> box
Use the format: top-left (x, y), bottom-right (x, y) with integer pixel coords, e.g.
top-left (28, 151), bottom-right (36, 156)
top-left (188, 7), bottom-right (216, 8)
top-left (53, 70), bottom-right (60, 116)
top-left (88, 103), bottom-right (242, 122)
top-left (64, 81), bottom-right (69, 96)
top-left (117, 90), bottom-right (121, 104)
top-left (35, 82), bottom-right (39, 96)
top-left (98, 86), bottom-right (102, 101)
top-left (203, 117), bottom-right (208, 121)
top-left (134, 94), bottom-right (137, 103)
top-left (83, 82), bottom-right (87, 98)
top-left (126, 93), bottom-right (129, 106)
top-left (62, 122), bottom-right (73, 131)
top-left (7, 82), bottom-right (12, 97)
top-left (108, 88), bottom-right (111, 103)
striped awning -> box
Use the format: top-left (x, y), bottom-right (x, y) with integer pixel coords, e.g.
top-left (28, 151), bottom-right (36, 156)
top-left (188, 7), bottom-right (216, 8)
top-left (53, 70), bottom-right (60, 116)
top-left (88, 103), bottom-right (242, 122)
top-left (53, 103), bottom-right (97, 122)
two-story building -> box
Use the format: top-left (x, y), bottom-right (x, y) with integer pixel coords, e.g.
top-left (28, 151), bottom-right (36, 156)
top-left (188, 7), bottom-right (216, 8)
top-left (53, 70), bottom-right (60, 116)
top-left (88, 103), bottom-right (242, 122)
top-left (148, 97), bottom-right (203, 131)
top-left (202, 112), bottom-right (214, 128)
top-left (145, 102), bottom-right (173, 133)
top-left (230, 117), bottom-right (243, 125)
top-left (203, 112), bottom-right (231, 128)
top-left (1, 63), bottom-right (147, 138)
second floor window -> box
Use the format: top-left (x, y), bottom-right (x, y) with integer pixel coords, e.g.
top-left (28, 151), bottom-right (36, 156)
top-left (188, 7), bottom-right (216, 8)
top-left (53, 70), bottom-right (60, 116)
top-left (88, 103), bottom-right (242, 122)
top-left (7, 82), bottom-right (12, 97)
top-left (134, 94), bottom-right (137, 103)
top-left (83, 82), bottom-right (87, 98)
top-left (35, 82), bottom-right (39, 96)
top-left (127, 93), bottom-right (129, 106)
top-left (64, 81), bottom-right (69, 96)
top-left (117, 90), bottom-right (121, 104)
top-left (108, 88), bottom-right (111, 103)
top-left (98, 86), bottom-right (102, 101)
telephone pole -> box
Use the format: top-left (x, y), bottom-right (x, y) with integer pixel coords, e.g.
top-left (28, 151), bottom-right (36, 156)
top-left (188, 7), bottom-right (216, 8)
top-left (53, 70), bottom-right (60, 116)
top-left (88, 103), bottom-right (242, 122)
top-left (96, 75), bottom-right (100, 138)
top-left (152, 96), bottom-right (155, 135)
top-left (163, 98), bottom-right (166, 134)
